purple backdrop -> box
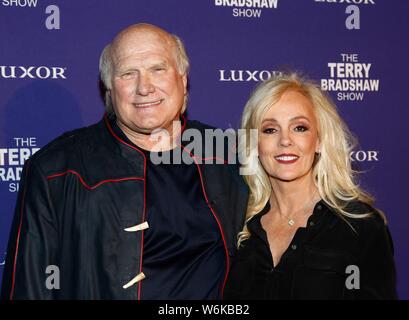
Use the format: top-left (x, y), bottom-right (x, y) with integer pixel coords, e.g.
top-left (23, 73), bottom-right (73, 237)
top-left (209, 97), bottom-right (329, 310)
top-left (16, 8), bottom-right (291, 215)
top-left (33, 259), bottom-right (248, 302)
top-left (1, 0), bottom-right (408, 298)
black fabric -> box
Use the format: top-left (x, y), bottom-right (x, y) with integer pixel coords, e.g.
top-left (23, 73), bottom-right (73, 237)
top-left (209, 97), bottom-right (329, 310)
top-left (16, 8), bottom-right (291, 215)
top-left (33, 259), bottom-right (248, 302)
top-left (143, 149), bottom-right (225, 299)
top-left (0, 114), bottom-right (248, 300)
top-left (224, 200), bottom-right (397, 300)
top-left (111, 123), bottom-right (225, 299)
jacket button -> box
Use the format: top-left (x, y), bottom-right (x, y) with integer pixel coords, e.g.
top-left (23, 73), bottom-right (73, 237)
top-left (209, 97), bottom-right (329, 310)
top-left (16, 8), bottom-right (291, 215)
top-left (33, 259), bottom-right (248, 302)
top-left (309, 221), bottom-right (315, 227)
top-left (317, 204), bottom-right (322, 210)
top-left (291, 244), bottom-right (297, 250)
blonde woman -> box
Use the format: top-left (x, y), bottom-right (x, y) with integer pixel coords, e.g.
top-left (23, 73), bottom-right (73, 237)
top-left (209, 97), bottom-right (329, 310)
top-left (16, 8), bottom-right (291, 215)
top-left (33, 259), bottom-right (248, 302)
top-left (224, 73), bottom-right (397, 299)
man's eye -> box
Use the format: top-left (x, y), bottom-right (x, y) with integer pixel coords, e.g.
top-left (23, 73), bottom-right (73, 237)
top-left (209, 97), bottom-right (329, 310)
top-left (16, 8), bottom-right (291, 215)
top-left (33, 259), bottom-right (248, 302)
top-left (262, 128), bottom-right (277, 134)
top-left (294, 125), bottom-right (308, 132)
top-left (120, 71), bottom-right (136, 79)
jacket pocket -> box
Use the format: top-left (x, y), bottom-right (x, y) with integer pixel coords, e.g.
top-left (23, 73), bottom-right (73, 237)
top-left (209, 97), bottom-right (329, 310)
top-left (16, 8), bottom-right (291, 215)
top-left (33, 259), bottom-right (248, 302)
top-left (291, 245), bottom-right (350, 300)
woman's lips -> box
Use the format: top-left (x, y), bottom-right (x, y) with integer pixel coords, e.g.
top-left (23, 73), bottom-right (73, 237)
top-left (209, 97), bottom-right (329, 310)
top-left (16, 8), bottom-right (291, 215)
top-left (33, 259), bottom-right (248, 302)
top-left (274, 154), bottom-right (299, 164)
top-left (133, 99), bottom-right (163, 108)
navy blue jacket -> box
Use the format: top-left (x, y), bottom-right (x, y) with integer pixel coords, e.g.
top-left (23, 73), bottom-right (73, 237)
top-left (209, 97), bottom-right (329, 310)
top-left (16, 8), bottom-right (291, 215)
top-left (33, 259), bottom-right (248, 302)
top-left (1, 114), bottom-right (248, 300)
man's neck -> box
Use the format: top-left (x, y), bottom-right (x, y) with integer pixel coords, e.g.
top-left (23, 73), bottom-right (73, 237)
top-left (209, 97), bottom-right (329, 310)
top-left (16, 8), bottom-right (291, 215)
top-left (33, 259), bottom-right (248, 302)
top-left (117, 120), bottom-right (182, 152)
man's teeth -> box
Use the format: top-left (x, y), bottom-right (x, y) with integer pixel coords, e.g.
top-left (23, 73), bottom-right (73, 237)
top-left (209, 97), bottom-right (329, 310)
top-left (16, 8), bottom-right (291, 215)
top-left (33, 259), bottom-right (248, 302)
top-left (275, 156), bottom-right (298, 161)
top-left (135, 100), bottom-right (162, 107)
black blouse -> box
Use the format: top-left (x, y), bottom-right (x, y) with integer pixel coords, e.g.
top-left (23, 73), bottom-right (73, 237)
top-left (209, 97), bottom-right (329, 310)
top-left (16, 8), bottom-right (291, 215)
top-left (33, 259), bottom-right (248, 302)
top-left (224, 200), bottom-right (397, 300)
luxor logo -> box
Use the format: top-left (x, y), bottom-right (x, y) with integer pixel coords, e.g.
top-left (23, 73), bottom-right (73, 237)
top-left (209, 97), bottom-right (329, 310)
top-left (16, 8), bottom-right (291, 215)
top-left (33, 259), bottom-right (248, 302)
top-left (0, 66), bottom-right (67, 79)
top-left (219, 69), bottom-right (282, 82)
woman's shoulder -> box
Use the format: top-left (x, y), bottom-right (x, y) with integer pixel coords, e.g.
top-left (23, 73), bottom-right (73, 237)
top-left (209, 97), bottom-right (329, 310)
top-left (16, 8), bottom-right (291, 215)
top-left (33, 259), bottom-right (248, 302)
top-left (324, 200), bottom-right (394, 259)
top-left (343, 199), bottom-right (384, 218)
top-left (339, 200), bottom-right (388, 237)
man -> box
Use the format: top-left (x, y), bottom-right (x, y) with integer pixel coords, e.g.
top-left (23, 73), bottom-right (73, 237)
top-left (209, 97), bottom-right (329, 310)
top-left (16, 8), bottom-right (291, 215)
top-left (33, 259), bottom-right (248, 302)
top-left (0, 24), bottom-right (248, 299)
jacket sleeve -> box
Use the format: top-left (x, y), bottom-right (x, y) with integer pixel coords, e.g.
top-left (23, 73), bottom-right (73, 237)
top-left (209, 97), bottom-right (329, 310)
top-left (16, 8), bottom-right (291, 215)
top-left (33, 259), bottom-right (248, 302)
top-left (1, 159), bottom-right (59, 300)
top-left (355, 220), bottom-right (398, 299)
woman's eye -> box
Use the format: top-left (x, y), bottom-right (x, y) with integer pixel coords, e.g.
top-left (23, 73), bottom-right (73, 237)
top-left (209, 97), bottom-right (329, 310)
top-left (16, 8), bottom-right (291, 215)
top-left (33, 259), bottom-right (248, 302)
top-left (262, 128), bottom-right (277, 134)
top-left (294, 125), bottom-right (308, 132)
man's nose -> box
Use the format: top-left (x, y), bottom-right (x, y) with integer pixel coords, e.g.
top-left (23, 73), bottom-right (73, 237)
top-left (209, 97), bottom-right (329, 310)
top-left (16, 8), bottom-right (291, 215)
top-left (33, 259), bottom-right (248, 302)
top-left (136, 74), bottom-right (154, 96)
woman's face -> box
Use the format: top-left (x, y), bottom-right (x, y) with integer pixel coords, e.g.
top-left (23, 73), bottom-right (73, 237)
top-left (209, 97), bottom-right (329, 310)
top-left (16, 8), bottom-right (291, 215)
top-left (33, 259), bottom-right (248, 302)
top-left (258, 90), bottom-right (320, 183)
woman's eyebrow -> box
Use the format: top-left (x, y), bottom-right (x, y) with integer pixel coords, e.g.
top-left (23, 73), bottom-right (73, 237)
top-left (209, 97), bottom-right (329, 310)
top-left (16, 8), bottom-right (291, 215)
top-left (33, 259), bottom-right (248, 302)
top-left (262, 116), bottom-right (310, 123)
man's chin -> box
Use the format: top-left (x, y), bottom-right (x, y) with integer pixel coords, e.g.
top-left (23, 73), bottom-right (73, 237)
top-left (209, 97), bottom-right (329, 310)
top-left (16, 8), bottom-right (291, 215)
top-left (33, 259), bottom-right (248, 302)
top-left (118, 114), bottom-right (181, 136)
top-left (132, 121), bottom-right (170, 135)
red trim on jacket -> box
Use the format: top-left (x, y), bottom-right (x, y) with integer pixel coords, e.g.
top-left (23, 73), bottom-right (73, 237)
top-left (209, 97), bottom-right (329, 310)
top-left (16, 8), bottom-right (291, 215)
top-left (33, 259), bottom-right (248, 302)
top-left (47, 170), bottom-right (144, 189)
top-left (104, 114), bottom-right (147, 300)
top-left (105, 113), bottom-right (230, 299)
top-left (9, 160), bottom-right (31, 300)
top-left (192, 156), bottom-right (228, 165)
top-left (9, 114), bottom-right (231, 300)
top-left (176, 116), bottom-right (230, 297)
top-left (179, 145), bottom-right (231, 299)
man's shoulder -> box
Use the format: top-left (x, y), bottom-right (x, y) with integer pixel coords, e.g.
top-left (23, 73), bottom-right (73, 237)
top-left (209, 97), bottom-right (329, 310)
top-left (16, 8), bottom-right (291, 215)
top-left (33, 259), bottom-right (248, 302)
top-left (185, 119), bottom-right (237, 144)
top-left (186, 119), bottom-right (218, 132)
top-left (186, 119), bottom-right (237, 132)
top-left (29, 121), bottom-right (103, 169)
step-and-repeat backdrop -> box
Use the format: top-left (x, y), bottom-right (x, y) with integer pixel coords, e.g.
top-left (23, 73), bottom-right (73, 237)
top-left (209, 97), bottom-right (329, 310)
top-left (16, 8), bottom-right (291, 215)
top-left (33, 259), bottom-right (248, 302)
top-left (1, 0), bottom-right (408, 298)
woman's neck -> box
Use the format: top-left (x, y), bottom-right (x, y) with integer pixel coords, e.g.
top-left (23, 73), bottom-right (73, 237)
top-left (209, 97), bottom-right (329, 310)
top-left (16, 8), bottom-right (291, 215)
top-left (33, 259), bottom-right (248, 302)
top-left (269, 174), bottom-right (320, 219)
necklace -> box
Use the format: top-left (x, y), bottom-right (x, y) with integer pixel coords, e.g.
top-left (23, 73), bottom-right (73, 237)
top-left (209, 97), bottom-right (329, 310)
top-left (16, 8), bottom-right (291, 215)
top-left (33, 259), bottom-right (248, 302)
top-left (279, 192), bottom-right (321, 227)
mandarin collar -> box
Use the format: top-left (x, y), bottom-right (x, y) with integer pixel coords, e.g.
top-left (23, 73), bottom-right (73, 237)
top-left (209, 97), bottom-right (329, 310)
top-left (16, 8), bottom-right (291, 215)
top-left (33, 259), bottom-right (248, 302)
top-left (106, 112), bottom-right (188, 152)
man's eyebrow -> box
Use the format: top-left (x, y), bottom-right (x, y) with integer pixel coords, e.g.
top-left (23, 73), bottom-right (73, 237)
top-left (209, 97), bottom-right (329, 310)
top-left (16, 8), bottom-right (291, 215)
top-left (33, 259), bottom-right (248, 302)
top-left (114, 64), bottom-right (137, 73)
top-left (150, 61), bottom-right (168, 68)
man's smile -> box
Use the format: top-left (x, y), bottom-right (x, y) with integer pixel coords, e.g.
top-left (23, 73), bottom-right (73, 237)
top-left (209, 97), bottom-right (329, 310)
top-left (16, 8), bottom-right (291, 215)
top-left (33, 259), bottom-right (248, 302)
top-left (133, 99), bottom-right (163, 108)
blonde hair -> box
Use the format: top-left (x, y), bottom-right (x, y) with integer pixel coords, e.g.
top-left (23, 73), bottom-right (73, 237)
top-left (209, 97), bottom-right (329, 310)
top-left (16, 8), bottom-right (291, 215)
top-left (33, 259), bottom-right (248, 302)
top-left (238, 72), bottom-right (385, 247)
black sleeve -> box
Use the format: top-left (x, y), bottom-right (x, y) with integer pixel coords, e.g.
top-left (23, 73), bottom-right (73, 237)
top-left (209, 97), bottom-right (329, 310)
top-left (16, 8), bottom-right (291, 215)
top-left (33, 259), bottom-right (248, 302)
top-left (356, 220), bottom-right (398, 299)
top-left (1, 159), bottom-right (59, 300)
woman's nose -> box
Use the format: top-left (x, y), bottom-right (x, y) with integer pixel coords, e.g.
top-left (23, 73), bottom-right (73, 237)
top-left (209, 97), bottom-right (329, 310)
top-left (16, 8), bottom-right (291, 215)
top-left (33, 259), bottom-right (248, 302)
top-left (279, 131), bottom-right (293, 147)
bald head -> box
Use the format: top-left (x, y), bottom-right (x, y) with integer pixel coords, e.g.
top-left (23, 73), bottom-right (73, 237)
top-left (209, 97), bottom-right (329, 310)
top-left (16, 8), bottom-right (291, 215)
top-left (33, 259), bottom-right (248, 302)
top-left (99, 24), bottom-right (189, 114)
top-left (100, 23), bottom-right (189, 95)
top-left (112, 24), bottom-right (176, 54)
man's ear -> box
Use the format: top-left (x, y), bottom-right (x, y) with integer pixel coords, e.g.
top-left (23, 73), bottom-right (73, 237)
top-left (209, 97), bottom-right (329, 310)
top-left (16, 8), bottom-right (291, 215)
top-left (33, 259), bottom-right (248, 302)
top-left (105, 89), bottom-right (111, 101)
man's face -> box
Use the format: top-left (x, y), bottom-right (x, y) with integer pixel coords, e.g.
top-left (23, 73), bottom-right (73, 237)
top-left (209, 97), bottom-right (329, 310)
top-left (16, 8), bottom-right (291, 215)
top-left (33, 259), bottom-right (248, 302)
top-left (109, 31), bottom-right (187, 135)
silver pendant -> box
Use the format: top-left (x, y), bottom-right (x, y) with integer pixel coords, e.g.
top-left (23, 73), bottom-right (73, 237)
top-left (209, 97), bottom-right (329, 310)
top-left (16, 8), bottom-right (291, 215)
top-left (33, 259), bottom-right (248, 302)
top-left (288, 219), bottom-right (295, 226)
